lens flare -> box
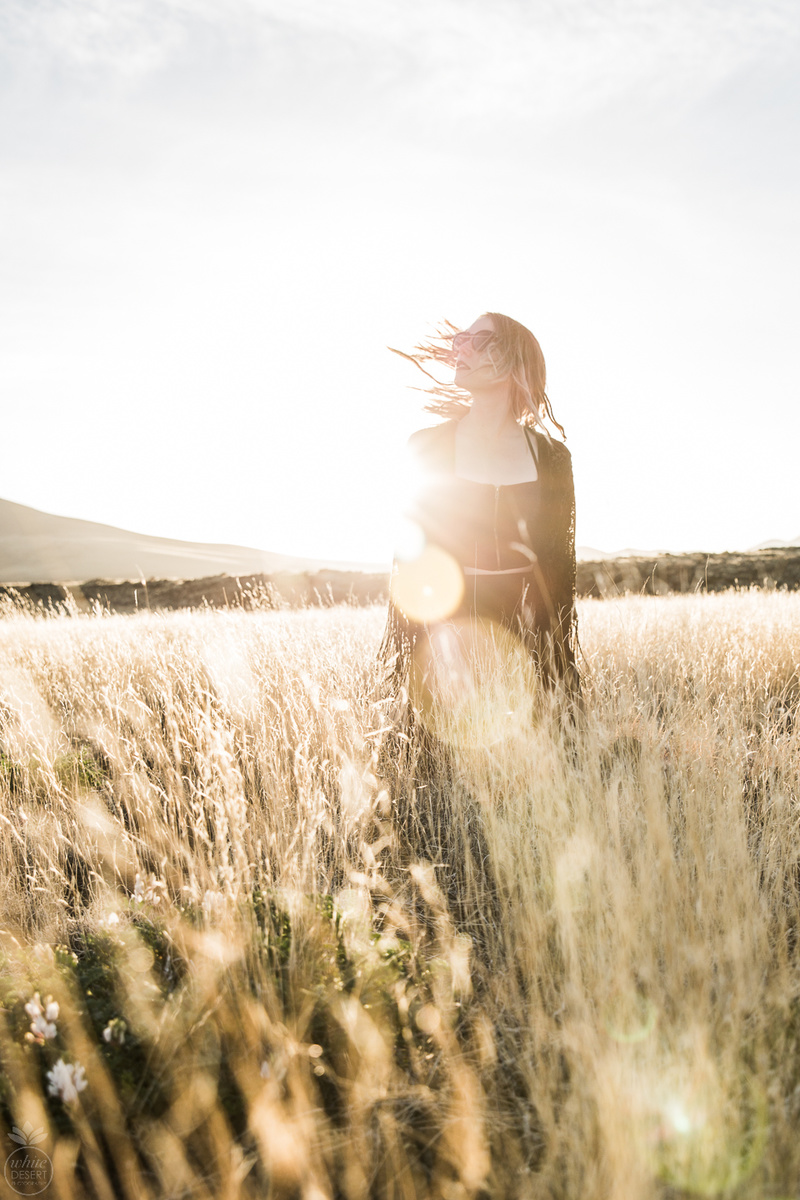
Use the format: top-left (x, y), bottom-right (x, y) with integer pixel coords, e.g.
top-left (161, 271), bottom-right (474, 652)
top-left (643, 1063), bottom-right (768, 1193)
top-left (390, 546), bottom-right (464, 623)
top-left (409, 618), bottom-right (537, 748)
top-left (603, 991), bottom-right (658, 1044)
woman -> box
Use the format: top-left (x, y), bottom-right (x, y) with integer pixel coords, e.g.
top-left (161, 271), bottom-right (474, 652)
top-left (380, 311), bottom-right (579, 708)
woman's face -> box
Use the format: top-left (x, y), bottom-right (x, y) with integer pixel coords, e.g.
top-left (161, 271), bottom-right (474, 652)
top-left (453, 317), bottom-right (500, 388)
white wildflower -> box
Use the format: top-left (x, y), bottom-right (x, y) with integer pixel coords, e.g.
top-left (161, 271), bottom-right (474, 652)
top-left (102, 1018), bottom-right (127, 1045)
top-left (46, 1059), bottom-right (87, 1103)
top-left (24, 993), bottom-right (58, 1043)
top-left (106, 911), bottom-right (119, 926)
top-left (132, 873), bottom-right (167, 906)
top-left (260, 1051), bottom-right (287, 1082)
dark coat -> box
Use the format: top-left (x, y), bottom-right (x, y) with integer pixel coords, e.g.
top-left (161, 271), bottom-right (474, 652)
top-left (380, 419), bottom-right (578, 691)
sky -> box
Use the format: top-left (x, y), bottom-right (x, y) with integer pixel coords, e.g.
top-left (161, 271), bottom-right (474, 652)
top-left (1, 0), bottom-right (798, 564)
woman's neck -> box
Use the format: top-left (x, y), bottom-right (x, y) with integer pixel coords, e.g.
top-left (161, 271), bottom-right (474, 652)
top-left (462, 388), bottom-right (519, 439)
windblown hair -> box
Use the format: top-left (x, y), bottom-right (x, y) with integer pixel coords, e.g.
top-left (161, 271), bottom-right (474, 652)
top-left (390, 313), bottom-right (567, 438)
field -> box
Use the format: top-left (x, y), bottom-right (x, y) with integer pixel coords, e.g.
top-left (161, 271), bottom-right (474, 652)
top-left (0, 592), bottom-right (799, 1199)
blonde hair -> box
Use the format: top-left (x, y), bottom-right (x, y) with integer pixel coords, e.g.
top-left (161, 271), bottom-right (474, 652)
top-left (390, 313), bottom-right (566, 438)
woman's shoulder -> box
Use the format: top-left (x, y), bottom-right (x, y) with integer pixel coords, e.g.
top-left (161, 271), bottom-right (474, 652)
top-left (530, 430), bottom-right (572, 468)
top-left (406, 420), bottom-right (459, 469)
top-left (407, 419), bottom-right (459, 449)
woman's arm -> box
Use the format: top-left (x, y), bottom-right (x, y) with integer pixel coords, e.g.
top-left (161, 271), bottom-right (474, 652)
top-left (537, 438), bottom-right (579, 687)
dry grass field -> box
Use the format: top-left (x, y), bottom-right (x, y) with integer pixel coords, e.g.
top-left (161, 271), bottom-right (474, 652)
top-left (0, 591), bottom-right (799, 1199)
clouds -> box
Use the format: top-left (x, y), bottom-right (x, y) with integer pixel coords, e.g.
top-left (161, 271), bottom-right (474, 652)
top-left (2, 0), bottom-right (797, 209)
top-left (3, 0), bottom-right (798, 122)
top-left (0, 0), bottom-right (187, 77)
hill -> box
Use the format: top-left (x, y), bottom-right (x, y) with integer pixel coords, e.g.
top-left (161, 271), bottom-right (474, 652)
top-left (0, 497), bottom-right (382, 584)
top-left (3, 497), bottom-right (800, 610)
top-left (576, 547), bottom-right (800, 597)
top-left (3, 548), bottom-right (800, 615)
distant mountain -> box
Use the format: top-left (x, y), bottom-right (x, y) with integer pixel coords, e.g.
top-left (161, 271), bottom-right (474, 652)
top-left (747, 536), bottom-right (800, 551)
top-left (579, 540), bottom-right (800, 560)
top-left (4, 496), bottom-right (796, 587)
top-left (0, 498), bottom-right (384, 584)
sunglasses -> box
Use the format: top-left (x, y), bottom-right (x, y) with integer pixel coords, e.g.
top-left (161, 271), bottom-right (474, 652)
top-left (451, 330), bottom-right (496, 353)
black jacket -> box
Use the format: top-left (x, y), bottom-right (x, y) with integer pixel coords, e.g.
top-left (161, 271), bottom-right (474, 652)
top-left (380, 419), bottom-right (578, 689)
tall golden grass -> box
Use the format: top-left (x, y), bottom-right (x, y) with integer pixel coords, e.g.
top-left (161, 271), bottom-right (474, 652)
top-left (0, 591), bottom-right (798, 1199)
